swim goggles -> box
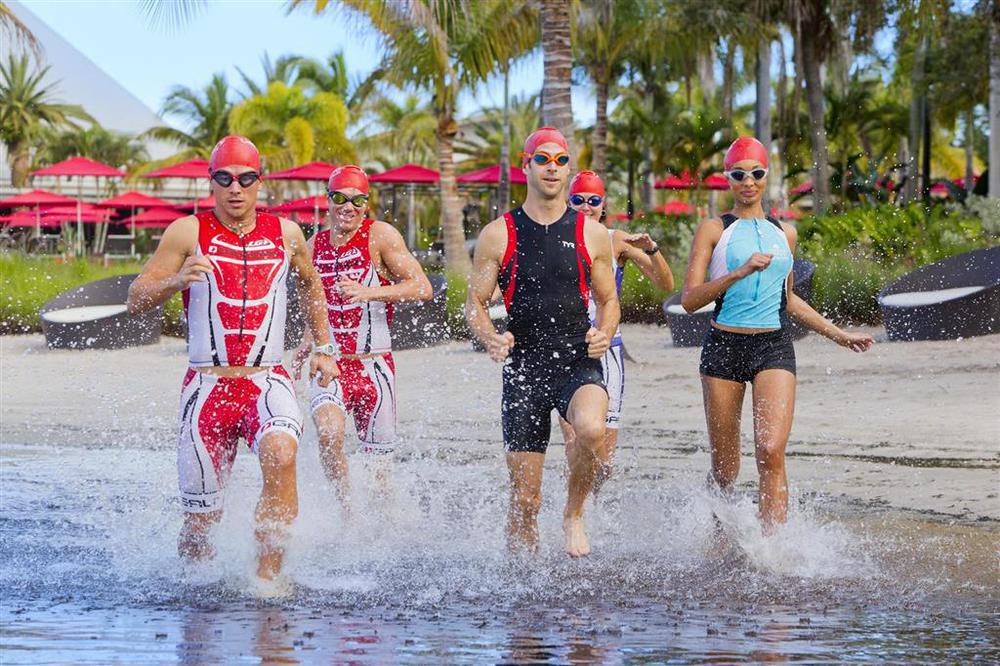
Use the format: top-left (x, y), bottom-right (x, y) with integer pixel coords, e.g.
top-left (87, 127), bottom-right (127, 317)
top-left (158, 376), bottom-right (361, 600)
top-left (569, 194), bottom-right (603, 207)
top-left (211, 170), bottom-right (261, 188)
top-left (327, 191), bottom-right (370, 207)
top-left (725, 168), bottom-right (768, 182)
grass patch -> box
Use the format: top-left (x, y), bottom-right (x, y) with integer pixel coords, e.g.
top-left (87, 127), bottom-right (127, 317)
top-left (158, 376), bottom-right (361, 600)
top-left (0, 253), bottom-right (182, 335)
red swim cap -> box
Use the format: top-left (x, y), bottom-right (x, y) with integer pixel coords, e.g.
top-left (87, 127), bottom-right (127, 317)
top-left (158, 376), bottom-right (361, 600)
top-left (522, 127), bottom-right (569, 165)
top-left (209, 135), bottom-right (261, 172)
top-left (570, 170), bottom-right (605, 197)
top-left (724, 137), bottom-right (768, 170)
top-left (327, 165), bottom-right (369, 194)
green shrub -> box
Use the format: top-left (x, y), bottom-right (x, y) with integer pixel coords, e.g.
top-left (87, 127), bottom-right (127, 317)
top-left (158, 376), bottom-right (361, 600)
top-left (619, 261), bottom-right (674, 323)
top-left (442, 269), bottom-right (470, 338)
top-left (796, 203), bottom-right (990, 325)
top-left (0, 253), bottom-right (182, 335)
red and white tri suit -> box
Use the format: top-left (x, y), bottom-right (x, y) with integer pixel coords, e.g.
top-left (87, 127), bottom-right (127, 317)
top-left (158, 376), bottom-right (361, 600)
top-left (177, 211), bottom-right (302, 513)
top-left (309, 219), bottom-right (397, 454)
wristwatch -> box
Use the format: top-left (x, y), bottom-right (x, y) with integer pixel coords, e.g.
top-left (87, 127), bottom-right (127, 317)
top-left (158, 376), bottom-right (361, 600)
top-left (643, 245), bottom-right (660, 255)
top-left (312, 342), bottom-right (340, 359)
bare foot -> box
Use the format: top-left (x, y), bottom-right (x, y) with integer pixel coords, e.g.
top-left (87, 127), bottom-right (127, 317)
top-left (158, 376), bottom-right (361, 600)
top-left (563, 517), bottom-right (591, 558)
top-left (249, 574), bottom-right (293, 599)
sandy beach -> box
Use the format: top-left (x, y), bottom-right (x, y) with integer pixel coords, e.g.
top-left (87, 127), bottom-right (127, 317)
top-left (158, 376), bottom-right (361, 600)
top-left (2, 325), bottom-right (997, 521)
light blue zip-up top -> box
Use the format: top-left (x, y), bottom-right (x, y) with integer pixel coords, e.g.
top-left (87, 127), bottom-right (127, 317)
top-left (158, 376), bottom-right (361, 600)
top-left (708, 215), bottom-right (793, 329)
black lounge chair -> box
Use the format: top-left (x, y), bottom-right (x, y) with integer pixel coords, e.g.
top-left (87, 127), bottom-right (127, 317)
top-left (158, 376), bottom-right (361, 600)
top-left (663, 259), bottom-right (816, 347)
top-left (392, 273), bottom-right (449, 349)
top-left (878, 247), bottom-right (1000, 341)
top-left (40, 274), bottom-right (161, 349)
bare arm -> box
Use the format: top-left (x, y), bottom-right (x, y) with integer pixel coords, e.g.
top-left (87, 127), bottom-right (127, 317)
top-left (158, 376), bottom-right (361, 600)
top-left (465, 219), bottom-right (514, 362)
top-left (345, 221), bottom-right (432, 303)
top-left (586, 220), bottom-right (620, 351)
top-left (126, 216), bottom-right (203, 315)
top-left (614, 230), bottom-right (674, 292)
top-left (782, 224), bottom-right (874, 352)
top-left (681, 218), bottom-right (771, 313)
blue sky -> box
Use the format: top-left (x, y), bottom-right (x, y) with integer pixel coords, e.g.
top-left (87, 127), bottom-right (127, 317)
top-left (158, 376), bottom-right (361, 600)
top-left (22, 0), bottom-right (596, 132)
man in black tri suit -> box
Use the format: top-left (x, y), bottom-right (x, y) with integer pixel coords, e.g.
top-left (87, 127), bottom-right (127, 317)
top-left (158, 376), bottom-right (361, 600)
top-left (466, 127), bottom-right (621, 557)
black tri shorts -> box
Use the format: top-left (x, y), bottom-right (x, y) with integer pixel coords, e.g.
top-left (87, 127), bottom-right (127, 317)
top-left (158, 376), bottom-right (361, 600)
top-left (699, 326), bottom-right (796, 384)
top-left (502, 347), bottom-right (606, 454)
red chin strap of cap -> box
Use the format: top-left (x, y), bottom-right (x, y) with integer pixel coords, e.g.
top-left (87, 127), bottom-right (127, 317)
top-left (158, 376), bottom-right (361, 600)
top-left (327, 165), bottom-right (369, 195)
top-left (570, 170), bottom-right (605, 197)
top-left (522, 126), bottom-right (569, 166)
top-left (724, 137), bottom-right (769, 170)
top-left (209, 135), bottom-right (261, 172)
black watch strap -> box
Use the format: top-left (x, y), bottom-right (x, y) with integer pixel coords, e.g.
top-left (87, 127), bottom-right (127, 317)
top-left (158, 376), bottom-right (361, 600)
top-left (643, 246), bottom-right (660, 255)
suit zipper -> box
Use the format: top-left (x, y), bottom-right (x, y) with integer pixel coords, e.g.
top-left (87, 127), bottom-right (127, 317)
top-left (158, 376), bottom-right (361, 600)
top-left (239, 233), bottom-right (247, 342)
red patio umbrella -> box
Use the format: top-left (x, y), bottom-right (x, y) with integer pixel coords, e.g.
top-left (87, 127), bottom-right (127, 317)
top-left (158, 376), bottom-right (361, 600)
top-left (98, 191), bottom-right (174, 209)
top-left (370, 164), bottom-right (441, 184)
top-left (0, 189), bottom-right (80, 208)
top-left (129, 207), bottom-right (184, 229)
top-left (5, 211), bottom-right (63, 228)
top-left (789, 181), bottom-right (813, 196)
top-left (457, 164), bottom-right (527, 185)
top-left (264, 161), bottom-right (336, 181)
top-left (143, 159), bottom-right (211, 179)
top-left (655, 200), bottom-right (694, 216)
top-left (702, 173), bottom-right (729, 190)
top-left (30, 156), bottom-right (126, 179)
top-left (654, 173), bottom-right (698, 190)
top-left (270, 195), bottom-right (329, 214)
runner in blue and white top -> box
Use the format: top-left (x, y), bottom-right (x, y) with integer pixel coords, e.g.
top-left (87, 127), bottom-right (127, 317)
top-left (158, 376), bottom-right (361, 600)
top-left (682, 136), bottom-right (874, 534)
top-left (562, 170), bottom-right (675, 494)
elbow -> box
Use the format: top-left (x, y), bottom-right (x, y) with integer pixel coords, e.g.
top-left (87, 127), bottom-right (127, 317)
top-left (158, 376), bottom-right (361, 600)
top-left (416, 276), bottom-right (433, 302)
top-left (680, 291), bottom-right (697, 314)
top-left (126, 285), bottom-right (144, 316)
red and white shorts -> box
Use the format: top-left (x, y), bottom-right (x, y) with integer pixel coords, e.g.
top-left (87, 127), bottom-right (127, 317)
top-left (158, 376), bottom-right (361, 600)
top-left (177, 366), bottom-right (302, 513)
top-left (309, 354), bottom-right (396, 454)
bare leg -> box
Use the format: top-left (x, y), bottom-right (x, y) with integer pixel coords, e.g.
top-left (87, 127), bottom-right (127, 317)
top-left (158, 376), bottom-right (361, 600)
top-left (178, 511), bottom-right (221, 561)
top-left (505, 452), bottom-right (545, 554)
top-left (563, 384), bottom-right (608, 557)
top-left (701, 376), bottom-right (747, 494)
top-left (751, 369), bottom-right (796, 533)
top-left (562, 417), bottom-right (617, 497)
top-left (255, 433), bottom-right (299, 581)
top-left (314, 403), bottom-right (351, 514)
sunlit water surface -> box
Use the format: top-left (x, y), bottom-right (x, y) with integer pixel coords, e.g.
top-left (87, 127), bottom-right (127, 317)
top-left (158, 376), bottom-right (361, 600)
top-left (1, 441), bottom-right (996, 664)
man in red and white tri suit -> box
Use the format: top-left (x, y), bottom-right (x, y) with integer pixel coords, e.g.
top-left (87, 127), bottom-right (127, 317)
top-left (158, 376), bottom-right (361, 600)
top-left (127, 136), bottom-right (338, 585)
top-left (293, 165), bottom-right (431, 511)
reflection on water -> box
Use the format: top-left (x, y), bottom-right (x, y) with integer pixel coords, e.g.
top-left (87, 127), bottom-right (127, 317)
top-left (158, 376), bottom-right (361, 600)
top-left (1, 442), bottom-right (997, 664)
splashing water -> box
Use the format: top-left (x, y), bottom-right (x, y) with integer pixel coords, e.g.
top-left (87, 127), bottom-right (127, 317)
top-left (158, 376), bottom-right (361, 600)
top-left (1, 437), bottom-right (996, 663)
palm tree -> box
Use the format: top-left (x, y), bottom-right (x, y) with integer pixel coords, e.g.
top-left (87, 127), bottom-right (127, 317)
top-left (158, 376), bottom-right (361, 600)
top-left (230, 81), bottom-right (354, 171)
top-left (141, 73), bottom-right (233, 165)
top-left (540, 0), bottom-right (574, 142)
top-left (455, 94), bottom-right (541, 172)
top-left (289, 0), bottom-right (538, 275)
top-left (984, 0), bottom-right (1000, 198)
top-left (236, 53), bottom-right (308, 98)
top-left (356, 94), bottom-right (438, 169)
top-left (0, 2), bottom-right (40, 55)
top-left (0, 54), bottom-right (93, 187)
top-left (572, 0), bottom-right (640, 176)
top-left (34, 125), bottom-right (148, 170)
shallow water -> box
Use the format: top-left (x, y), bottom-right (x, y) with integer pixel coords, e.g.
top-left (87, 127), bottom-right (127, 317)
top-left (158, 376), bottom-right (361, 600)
top-left (1, 441), bottom-right (997, 664)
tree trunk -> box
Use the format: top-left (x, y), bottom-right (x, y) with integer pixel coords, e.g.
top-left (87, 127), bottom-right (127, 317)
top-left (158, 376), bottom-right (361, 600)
top-left (498, 66), bottom-right (511, 214)
top-left (776, 32), bottom-right (789, 205)
top-left (756, 36), bottom-right (772, 204)
top-left (964, 107), bottom-right (975, 192)
top-left (592, 66), bottom-right (609, 176)
top-left (437, 117), bottom-right (472, 276)
top-left (642, 146), bottom-right (655, 212)
top-left (921, 96), bottom-right (931, 201)
top-left (991, 15), bottom-right (1000, 199)
top-left (791, 19), bottom-right (804, 137)
top-left (722, 43), bottom-right (735, 125)
top-left (627, 159), bottom-right (636, 219)
top-left (698, 50), bottom-right (716, 107)
top-left (905, 34), bottom-right (928, 204)
top-left (540, 0), bottom-right (574, 140)
top-left (9, 141), bottom-right (30, 188)
top-left (799, 16), bottom-right (831, 214)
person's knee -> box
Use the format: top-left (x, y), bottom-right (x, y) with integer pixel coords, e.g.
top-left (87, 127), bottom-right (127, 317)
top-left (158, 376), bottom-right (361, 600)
top-left (259, 434), bottom-right (298, 472)
top-left (570, 415), bottom-right (605, 450)
top-left (755, 439), bottom-right (786, 472)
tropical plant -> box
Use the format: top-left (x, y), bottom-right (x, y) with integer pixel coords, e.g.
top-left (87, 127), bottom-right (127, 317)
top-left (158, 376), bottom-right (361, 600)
top-left (290, 0), bottom-right (539, 275)
top-left (0, 54), bottom-right (93, 187)
top-left (356, 94), bottom-right (438, 169)
top-left (0, 1), bottom-right (39, 55)
top-left (33, 125), bottom-right (148, 170)
top-left (540, 0), bottom-right (574, 141)
top-left (455, 94), bottom-right (540, 172)
top-left (230, 81), bottom-right (354, 171)
top-left (141, 73), bottom-right (233, 165)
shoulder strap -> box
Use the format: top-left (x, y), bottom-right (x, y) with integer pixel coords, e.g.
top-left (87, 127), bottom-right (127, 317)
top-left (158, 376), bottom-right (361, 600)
top-left (765, 215), bottom-right (782, 230)
top-left (501, 211), bottom-right (517, 269)
top-left (721, 213), bottom-right (737, 229)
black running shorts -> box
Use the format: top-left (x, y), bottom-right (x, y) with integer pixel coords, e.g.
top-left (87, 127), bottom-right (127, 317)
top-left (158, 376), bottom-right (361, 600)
top-left (502, 347), bottom-right (606, 454)
top-left (699, 326), bottom-right (796, 384)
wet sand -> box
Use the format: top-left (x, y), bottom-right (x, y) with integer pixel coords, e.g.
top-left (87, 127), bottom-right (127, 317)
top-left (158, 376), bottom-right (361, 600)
top-left (2, 325), bottom-right (997, 521)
